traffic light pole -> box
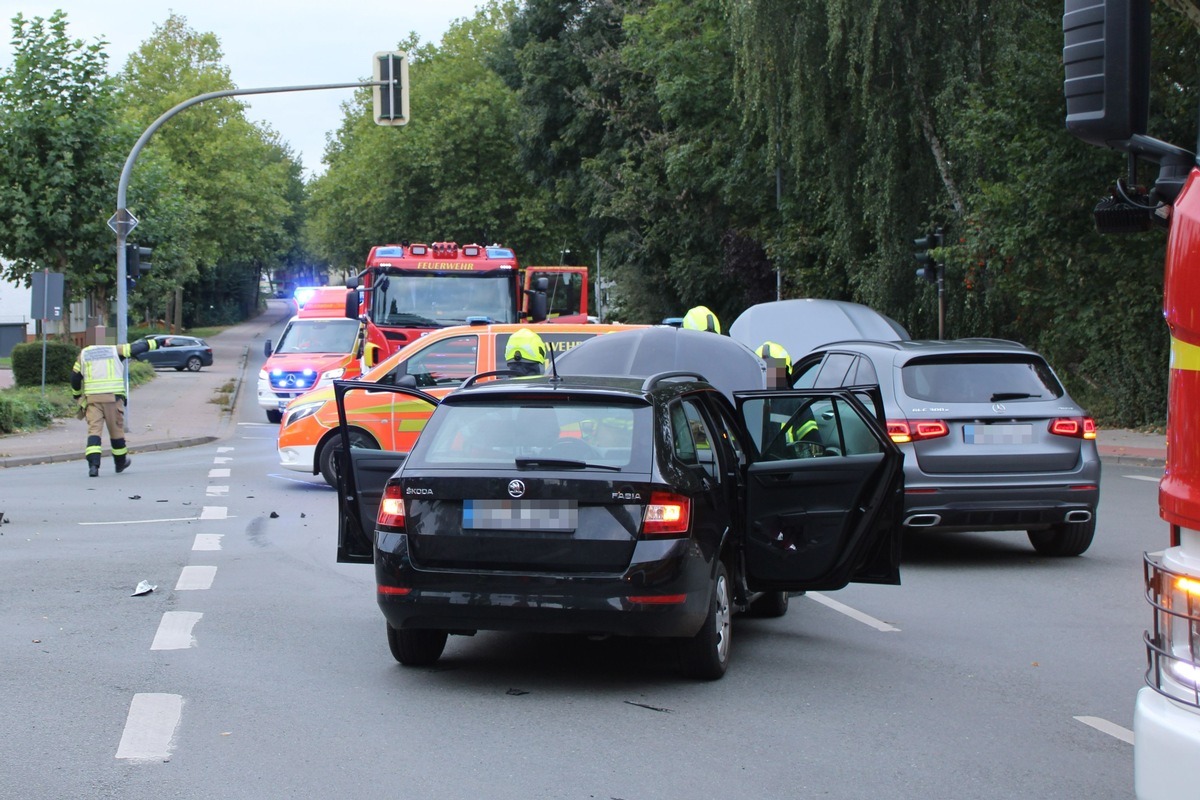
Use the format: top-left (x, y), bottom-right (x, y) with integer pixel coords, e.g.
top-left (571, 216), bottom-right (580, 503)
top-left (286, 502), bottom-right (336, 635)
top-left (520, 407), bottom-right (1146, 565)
top-left (111, 79), bottom-right (391, 345)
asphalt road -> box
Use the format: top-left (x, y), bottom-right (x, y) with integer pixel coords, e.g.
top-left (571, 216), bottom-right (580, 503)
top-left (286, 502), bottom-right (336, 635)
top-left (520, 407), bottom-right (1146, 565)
top-left (0, 322), bottom-right (1164, 798)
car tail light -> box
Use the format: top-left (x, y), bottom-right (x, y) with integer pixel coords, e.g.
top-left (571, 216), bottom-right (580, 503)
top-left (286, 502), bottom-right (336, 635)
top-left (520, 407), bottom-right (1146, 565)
top-left (1049, 416), bottom-right (1097, 439)
top-left (641, 491), bottom-right (691, 536)
top-left (377, 484), bottom-right (406, 529)
top-left (887, 419), bottom-right (949, 444)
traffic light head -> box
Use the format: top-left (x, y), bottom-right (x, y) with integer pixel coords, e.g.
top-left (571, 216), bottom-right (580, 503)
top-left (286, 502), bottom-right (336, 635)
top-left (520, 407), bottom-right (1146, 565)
top-left (913, 229), bottom-right (941, 284)
top-left (125, 244), bottom-right (152, 277)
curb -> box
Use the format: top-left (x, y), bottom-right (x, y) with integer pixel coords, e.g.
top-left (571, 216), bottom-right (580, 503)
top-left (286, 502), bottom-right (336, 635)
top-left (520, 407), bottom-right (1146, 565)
top-left (0, 436), bottom-right (220, 469)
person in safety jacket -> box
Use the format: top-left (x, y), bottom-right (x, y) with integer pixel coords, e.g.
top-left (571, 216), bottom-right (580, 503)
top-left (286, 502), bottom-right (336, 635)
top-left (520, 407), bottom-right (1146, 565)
top-left (71, 338), bottom-right (171, 477)
top-left (756, 340), bottom-right (792, 390)
top-left (681, 305), bottom-right (721, 334)
top-left (505, 328), bottom-right (547, 377)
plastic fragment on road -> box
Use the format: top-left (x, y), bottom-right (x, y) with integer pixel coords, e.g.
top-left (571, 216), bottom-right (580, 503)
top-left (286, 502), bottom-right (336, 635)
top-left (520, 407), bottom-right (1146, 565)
top-left (132, 580), bottom-right (157, 596)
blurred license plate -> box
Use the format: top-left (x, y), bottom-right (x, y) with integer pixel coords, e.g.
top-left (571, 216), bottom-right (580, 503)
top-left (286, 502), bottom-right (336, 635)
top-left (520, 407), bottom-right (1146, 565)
top-left (963, 423), bottom-right (1033, 445)
top-left (463, 499), bottom-right (578, 532)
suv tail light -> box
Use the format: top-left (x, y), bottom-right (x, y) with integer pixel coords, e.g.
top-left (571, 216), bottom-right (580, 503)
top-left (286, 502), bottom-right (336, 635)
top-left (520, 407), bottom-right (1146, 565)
top-left (887, 419), bottom-right (949, 444)
top-left (1049, 416), bottom-right (1097, 439)
top-left (641, 491), bottom-right (691, 536)
top-left (377, 484), bottom-right (407, 529)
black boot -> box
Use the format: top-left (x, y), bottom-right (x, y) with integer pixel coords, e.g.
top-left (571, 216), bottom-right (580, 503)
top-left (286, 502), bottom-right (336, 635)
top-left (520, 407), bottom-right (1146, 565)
top-left (88, 464), bottom-right (99, 477)
top-left (115, 457), bottom-right (131, 474)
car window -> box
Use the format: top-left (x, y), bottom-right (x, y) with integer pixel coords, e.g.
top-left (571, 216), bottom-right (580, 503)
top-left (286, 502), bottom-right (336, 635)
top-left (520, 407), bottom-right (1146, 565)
top-left (671, 399), bottom-right (720, 480)
top-left (492, 331), bottom-right (597, 369)
top-left (847, 355), bottom-right (878, 386)
top-left (741, 395), bottom-right (883, 461)
top-left (412, 400), bottom-right (652, 472)
top-left (403, 335), bottom-right (479, 387)
top-left (813, 353), bottom-right (855, 388)
top-left (791, 357), bottom-right (821, 389)
top-left (901, 356), bottom-right (1064, 402)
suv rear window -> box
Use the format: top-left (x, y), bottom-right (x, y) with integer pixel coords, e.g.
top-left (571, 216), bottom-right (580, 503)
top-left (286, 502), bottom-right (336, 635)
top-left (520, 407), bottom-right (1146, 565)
top-left (901, 356), bottom-right (1064, 403)
top-left (412, 401), bottom-right (652, 472)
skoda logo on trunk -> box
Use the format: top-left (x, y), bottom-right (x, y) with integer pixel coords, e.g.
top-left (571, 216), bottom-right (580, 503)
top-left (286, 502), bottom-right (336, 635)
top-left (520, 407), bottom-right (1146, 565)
top-left (507, 479), bottom-right (526, 498)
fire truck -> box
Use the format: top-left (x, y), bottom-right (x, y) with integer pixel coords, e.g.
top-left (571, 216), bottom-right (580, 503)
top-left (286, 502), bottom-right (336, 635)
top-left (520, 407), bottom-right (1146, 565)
top-left (344, 242), bottom-right (590, 358)
top-left (1063, 1), bottom-right (1200, 795)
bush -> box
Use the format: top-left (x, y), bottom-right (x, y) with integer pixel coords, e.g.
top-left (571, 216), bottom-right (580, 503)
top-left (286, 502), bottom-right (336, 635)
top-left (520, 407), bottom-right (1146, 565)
top-left (10, 341), bottom-right (80, 387)
top-left (0, 385), bottom-right (77, 433)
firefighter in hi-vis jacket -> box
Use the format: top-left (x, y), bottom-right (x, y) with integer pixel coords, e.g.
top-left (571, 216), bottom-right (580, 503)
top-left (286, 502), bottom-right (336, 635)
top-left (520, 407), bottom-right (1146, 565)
top-left (70, 338), bottom-right (173, 477)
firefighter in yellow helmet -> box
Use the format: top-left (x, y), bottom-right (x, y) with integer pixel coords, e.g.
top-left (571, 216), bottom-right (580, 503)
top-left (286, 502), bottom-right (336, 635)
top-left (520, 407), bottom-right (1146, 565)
top-left (681, 305), bottom-right (721, 334)
top-left (70, 337), bottom-right (172, 477)
top-left (505, 328), bottom-right (548, 377)
top-left (756, 340), bottom-right (792, 390)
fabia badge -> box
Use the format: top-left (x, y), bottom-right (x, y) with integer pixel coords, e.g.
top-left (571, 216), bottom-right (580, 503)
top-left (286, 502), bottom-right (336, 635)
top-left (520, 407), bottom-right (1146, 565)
top-left (507, 479), bottom-right (526, 498)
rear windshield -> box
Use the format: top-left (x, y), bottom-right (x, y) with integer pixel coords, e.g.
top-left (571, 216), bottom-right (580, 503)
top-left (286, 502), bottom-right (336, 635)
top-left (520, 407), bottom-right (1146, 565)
top-left (412, 400), bottom-right (653, 472)
top-left (901, 356), bottom-right (1064, 403)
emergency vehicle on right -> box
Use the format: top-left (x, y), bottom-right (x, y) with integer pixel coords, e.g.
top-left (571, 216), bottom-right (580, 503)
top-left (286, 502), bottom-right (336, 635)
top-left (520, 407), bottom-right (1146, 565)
top-left (1063, 1), bottom-right (1200, 795)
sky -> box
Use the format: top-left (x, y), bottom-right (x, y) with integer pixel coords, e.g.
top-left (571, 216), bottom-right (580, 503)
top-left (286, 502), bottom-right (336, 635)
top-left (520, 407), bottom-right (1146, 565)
top-left (0, 1), bottom-right (485, 177)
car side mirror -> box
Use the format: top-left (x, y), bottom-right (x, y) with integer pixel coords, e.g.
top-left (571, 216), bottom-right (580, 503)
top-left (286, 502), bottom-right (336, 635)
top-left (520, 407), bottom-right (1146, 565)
top-left (263, 340), bottom-right (273, 358)
top-left (395, 374), bottom-right (417, 389)
top-left (363, 343), bottom-right (381, 368)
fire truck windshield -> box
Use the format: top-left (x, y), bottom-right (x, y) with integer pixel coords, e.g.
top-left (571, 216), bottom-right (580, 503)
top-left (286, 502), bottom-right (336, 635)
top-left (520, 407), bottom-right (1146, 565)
top-left (275, 318), bottom-right (361, 354)
top-left (371, 272), bottom-right (517, 326)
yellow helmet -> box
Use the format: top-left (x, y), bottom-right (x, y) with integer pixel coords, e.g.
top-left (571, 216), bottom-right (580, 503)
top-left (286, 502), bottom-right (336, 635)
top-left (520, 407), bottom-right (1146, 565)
top-left (505, 328), bottom-right (547, 365)
top-left (681, 305), bottom-right (721, 334)
top-left (755, 340), bottom-right (791, 371)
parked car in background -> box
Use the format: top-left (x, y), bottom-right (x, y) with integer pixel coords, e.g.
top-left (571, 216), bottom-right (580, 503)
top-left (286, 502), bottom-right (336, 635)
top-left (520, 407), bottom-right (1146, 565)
top-left (792, 338), bottom-right (1101, 556)
top-left (134, 335), bottom-right (213, 372)
top-left (334, 327), bottom-right (905, 679)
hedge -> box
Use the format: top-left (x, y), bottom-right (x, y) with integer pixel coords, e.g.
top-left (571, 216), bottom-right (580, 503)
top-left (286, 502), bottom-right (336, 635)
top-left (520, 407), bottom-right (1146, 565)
top-left (10, 341), bottom-right (80, 386)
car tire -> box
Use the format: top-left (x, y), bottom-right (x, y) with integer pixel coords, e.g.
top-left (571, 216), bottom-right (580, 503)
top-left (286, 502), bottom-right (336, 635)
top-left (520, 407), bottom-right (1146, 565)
top-left (1027, 518), bottom-right (1097, 557)
top-left (186, 356), bottom-right (203, 372)
top-left (318, 429), bottom-right (380, 487)
top-left (387, 622), bottom-right (447, 666)
top-left (266, 409), bottom-right (283, 424)
top-left (678, 560), bottom-right (732, 680)
top-left (748, 590), bottom-right (789, 618)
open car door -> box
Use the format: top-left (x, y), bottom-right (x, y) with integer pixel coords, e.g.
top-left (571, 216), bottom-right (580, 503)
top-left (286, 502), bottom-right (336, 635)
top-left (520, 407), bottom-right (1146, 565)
top-left (735, 388), bottom-right (904, 591)
top-left (334, 380), bottom-right (439, 564)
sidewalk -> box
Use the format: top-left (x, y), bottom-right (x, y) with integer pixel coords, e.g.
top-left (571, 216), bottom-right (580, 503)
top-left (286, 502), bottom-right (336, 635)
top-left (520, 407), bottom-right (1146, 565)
top-left (0, 305), bottom-right (1170, 469)
top-left (0, 300), bottom-right (292, 469)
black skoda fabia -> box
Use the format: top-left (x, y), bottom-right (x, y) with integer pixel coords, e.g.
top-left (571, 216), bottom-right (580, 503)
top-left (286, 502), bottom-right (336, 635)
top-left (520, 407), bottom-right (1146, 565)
top-left (334, 328), bottom-right (906, 679)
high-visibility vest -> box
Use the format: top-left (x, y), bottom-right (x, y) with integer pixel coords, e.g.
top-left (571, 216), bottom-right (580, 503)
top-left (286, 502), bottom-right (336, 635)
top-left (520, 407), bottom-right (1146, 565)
top-left (79, 345), bottom-right (125, 395)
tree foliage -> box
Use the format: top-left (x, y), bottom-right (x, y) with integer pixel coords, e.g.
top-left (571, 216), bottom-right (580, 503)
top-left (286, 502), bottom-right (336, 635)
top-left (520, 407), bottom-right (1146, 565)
top-left (0, 11), bottom-right (124, 317)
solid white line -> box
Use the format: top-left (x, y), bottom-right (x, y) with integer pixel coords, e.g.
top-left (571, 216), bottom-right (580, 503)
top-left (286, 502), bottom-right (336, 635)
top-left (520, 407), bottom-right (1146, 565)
top-left (175, 566), bottom-right (217, 591)
top-left (1124, 475), bottom-right (1160, 483)
top-left (237, 422), bottom-right (276, 427)
top-left (192, 534), bottom-right (223, 551)
top-left (206, 485), bottom-right (229, 497)
top-left (80, 516), bottom-right (196, 526)
top-left (115, 693), bottom-right (183, 761)
top-left (208, 468), bottom-right (231, 478)
top-left (1075, 716), bottom-right (1135, 745)
top-left (200, 506), bottom-right (227, 520)
top-left (150, 612), bottom-right (203, 650)
top-left (807, 592), bottom-right (901, 632)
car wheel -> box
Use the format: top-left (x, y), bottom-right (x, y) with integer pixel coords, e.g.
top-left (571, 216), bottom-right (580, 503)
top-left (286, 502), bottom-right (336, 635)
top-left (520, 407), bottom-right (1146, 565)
top-left (266, 409), bottom-right (283, 424)
top-left (748, 590), bottom-right (789, 618)
top-left (186, 356), bottom-right (203, 372)
top-left (387, 622), bottom-right (447, 666)
top-left (678, 560), bottom-right (732, 680)
top-left (1027, 518), bottom-right (1097, 557)
top-left (318, 429), bottom-right (380, 487)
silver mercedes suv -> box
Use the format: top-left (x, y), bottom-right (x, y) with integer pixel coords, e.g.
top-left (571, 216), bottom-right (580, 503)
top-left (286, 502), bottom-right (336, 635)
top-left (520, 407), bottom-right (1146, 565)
top-left (792, 339), bottom-right (1100, 556)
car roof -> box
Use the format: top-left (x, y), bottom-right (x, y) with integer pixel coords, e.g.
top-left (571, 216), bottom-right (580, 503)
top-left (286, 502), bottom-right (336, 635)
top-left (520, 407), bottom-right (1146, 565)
top-left (555, 326), bottom-right (766, 401)
top-left (808, 338), bottom-right (1035, 361)
top-left (440, 371), bottom-right (710, 406)
top-left (728, 299), bottom-right (909, 358)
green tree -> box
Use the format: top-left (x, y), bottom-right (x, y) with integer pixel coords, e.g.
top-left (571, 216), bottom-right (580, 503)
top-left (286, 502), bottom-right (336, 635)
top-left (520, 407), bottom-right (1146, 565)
top-left (0, 11), bottom-right (124, 320)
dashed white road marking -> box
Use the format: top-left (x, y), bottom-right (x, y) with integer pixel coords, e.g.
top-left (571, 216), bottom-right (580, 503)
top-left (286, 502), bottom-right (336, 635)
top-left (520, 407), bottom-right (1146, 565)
top-left (193, 534), bottom-right (223, 551)
top-left (208, 468), bottom-right (231, 479)
top-left (116, 693), bottom-right (183, 761)
top-left (150, 611), bottom-right (203, 650)
top-left (217, 446), bottom-right (235, 452)
top-left (206, 485), bottom-right (229, 497)
top-left (807, 592), bottom-right (901, 632)
top-left (175, 566), bottom-right (217, 591)
top-left (200, 506), bottom-right (228, 520)
top-left (1124, 475), bottom-right (1160, 483)
top-left (1075, 716), bottom-right (1135, 745)
top-left (213, 457), bottom-right (233, 464)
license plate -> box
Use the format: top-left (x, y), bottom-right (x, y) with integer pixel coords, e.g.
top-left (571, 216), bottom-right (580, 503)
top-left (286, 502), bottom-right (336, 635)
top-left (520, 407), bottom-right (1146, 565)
top-left (962, 423), bottom-right (1033, 445)
top-left (463, 499), bottom-right (578, 532)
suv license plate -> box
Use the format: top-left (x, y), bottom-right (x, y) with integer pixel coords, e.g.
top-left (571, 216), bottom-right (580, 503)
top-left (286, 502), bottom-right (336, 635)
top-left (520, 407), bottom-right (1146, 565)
top-left (463, 499), bottom-right (578, 532)
top-left (963, 423), bottom-right (1033, 445)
